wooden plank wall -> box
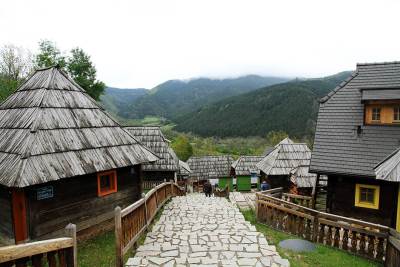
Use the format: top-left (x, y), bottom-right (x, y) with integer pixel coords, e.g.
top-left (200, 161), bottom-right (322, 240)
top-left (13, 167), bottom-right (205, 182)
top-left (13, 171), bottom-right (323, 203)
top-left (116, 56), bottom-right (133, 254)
top-left (27, 166), bottom-right (141, 239)
top-left (0, 185), bottom-right (14, 244)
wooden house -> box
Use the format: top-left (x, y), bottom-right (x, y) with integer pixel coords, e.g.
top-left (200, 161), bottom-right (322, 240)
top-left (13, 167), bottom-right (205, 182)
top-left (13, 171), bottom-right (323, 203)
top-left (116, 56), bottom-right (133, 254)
top-left (310, 61), bottom-right (400, 229)
top-left (256, 138), bottom-right (311, 190)
top-left (289, 165), bottom-right (326, 196)
top-left (178, 160), bottom-right (191, 181)
top-left (231, 156), bottom-right (263, 191)
top-left (187, 155), bottom-right (233, 190)
top-left (0, 67), bottom-right (158, 244)
top-left (124, 127), bottom-right (179, 188)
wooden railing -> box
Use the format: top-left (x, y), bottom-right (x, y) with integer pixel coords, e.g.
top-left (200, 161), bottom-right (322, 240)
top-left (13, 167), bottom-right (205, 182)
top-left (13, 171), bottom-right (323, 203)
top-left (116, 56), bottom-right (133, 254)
top-left (386, 229), bottom-right (400, 267)
top-left (142, 180), bottom-right (164, 190)
top-left (0, 224), bottom-right (77, 267)
top-left (114, 182), bottom-right (185, 267)
top-left (214, 186), bottom-right (229, 198)
top-left (257, 189), bottom-right (392, 263)
top-left (282, 193), bottom-right (313, 208)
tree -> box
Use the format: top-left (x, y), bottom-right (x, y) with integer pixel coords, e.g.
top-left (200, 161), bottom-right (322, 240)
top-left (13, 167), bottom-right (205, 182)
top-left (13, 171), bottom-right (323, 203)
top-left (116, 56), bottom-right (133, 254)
top-left (266, 130), bottom-right (288, 146)
top-left (0, 44), bottom-right (33, 101)
top-left (35, 41), bottom-right (105, 100)
top-left (67, 48), bottom-right (105, 100)
top-left (35, 40), bottom-right (66, 68)
top-left (172, 135), bottom-right (193, 161)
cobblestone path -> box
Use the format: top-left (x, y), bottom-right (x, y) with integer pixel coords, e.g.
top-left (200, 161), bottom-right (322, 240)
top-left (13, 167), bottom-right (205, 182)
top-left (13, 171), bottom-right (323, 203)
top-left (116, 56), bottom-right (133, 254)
top-left (126, 194), bottom-right (289, 267)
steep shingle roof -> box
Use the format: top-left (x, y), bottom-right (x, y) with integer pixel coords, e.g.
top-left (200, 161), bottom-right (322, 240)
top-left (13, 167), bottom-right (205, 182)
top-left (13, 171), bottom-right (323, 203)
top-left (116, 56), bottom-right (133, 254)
top-left (310, 62), bottom-right (400, 178)
top-left (187, 155), bottom-right (233, 180)
top-left (124, 126), bottom-right (179, 172)
top-left (231, 156), bottom-right (263, 176)
top-left (0, 66), bottom-right (158, 187)
top-left (256, 138), bottom-right (311, 176)
top-left (179, 160), bottom-right (191, 176)
top-left (374, 148), bottom-right (400, 182)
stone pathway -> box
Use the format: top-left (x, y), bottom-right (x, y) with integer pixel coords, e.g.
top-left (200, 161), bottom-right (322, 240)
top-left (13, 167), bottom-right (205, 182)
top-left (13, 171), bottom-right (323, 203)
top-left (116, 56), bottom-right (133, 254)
top-left (229, 192), bottom-right (256, 210)
top-left (126, 194), bottom-right (289, 267)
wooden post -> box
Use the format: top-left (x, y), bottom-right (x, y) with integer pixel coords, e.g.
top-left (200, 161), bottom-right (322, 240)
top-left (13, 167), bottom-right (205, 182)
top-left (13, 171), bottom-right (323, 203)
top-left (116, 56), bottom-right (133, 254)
top-left (170, 182), bottom-right (174, 197)
top-left (312, 211), bottom-right (319, 243)
top-left (143, 193), bottom-right (148, 227)
top-left (11, 189), bottom-right (28, 244)
top-left (311, 174), bottom-right (320, 210)
top-left (65, 224), bottom-right (77, 267)
top-left (115, 206), bottom-right (123, 267)
top-left (155, 189), bottom-right (159, 208)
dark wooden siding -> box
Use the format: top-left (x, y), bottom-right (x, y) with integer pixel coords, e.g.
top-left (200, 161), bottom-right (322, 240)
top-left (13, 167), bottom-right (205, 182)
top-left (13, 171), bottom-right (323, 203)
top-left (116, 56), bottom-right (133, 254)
top-left (327, 175), bottom-right (398, 227)
top-left (27, 165), bottom-right (141, 239)
top-left (143, 171), bottom-right (175, 182)
top-left (261, 172), bottom-right (290, 190)
top-left (0, 185), bottom-right (13, 242)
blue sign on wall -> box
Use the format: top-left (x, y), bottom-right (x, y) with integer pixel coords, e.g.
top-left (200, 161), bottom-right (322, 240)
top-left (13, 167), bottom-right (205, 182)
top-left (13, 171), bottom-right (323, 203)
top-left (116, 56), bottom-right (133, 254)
top-left (36, 186), bottom-right (54, 200)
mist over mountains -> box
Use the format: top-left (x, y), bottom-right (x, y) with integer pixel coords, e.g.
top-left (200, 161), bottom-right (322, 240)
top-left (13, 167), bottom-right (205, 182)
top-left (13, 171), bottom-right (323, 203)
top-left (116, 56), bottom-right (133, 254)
top-left (101, 71), bottom-right (352, 139)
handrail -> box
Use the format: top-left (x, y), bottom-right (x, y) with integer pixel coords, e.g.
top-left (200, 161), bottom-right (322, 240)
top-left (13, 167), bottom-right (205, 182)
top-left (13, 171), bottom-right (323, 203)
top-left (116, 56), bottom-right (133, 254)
top-left (256, 191), bottom-right (395, 263)
top-left (0, 224), bottom-right (77, 266)
top-left (114, 182), bottom-right (185, 267)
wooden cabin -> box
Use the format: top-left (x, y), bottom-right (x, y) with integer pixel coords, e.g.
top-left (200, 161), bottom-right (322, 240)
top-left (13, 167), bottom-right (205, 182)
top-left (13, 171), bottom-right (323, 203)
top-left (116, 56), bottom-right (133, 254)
top-left (124, 127), bottom-right (179, 189)
top-left (289, 165), bottom-right (327, 196)
top-left (0, 67), bottom-right (158, 244)
top-left (231, 156), bottom-right (263, 191)
top-left (256, 138), bottom-right (311, 190)
top-left (310, 61), bottom-right (400, 229)
top-left (178, 160), bottom-right (191, 181)
top-left (187, 155), bottom-right (233, 191)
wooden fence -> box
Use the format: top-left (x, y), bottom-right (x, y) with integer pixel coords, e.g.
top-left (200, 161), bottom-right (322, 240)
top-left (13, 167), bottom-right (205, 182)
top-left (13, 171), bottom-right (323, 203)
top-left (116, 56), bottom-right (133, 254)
top-left (256, 188), bottom-right (400, 265)
top-left (142, 180), bottom-right (164, 190)
top-left (0, 224), bottom-right (77, 267)
top-left (114, 182), bottom-right (185, 267)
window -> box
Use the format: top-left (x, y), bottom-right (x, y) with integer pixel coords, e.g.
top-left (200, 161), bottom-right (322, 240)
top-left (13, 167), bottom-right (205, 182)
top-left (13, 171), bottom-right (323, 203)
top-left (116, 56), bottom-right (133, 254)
top-left (97, 170), bottom-right (117, 197)
top-left (394, 107), bottom-right (400, 122)
top-left (355, 184), bottom-right (380, 209)
top-left (371, 107), bottom-right (381, 121)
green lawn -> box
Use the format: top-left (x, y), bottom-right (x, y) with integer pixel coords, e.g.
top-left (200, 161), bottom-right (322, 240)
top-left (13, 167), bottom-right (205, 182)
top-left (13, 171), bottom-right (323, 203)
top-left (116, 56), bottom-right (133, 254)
top-left (241, 210), bottom-right (382, 267)
top-left (78, 202), bottom-right (167, 267)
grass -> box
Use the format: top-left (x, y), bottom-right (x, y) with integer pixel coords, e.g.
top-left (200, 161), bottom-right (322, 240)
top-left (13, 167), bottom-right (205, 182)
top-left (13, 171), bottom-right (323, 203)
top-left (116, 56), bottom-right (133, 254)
top-left (77, 201), bottom-right (168, 267)
top-left (241, 209), bottom-right (382, 267)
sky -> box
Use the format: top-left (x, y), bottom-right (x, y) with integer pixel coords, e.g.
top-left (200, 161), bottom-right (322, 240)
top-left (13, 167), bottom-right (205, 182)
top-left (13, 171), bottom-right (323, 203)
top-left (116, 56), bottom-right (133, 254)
top-left (1, 0), bottom-right (399, 88)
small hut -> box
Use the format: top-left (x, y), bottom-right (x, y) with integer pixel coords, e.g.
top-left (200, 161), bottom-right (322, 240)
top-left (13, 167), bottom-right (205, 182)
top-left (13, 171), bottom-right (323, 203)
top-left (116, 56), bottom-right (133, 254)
top-left (231, 156), bottom-right (263, 191)
top-left (0, 66), bottom-right (157, 244)
top-left (178, 160), bottom-right (191, 181)
top-left (289, 165), bottom-right (327, 195)
top-left (187, 155), bottom-right (233, 191)
top-left (256, 138), bottom-right (311, 190)
top-left (125, 127), bottom-right (179, 189)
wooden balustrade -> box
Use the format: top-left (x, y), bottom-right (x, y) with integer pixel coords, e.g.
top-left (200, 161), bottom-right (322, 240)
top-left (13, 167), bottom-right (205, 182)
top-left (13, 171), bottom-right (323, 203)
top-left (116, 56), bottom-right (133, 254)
top-left (282, 193), bottom-right (313, 208)
top-left (256, 191), bottom-right (394, 263)
top-left (0, 224), bottom-right (77, 267)
top-left (115, 182), bottom-right (185, 267)
top-left (142, 180), bottom-right (164, 190)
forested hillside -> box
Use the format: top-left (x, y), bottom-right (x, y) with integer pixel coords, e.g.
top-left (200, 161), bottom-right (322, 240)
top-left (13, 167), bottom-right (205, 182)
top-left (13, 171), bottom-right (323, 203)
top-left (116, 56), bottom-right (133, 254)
top-left (100, 87), bottom-right (148, 117)
top-left (102, 75), bottom-right (288, 120)
top-left (174, 72), bottom-right (352, 138)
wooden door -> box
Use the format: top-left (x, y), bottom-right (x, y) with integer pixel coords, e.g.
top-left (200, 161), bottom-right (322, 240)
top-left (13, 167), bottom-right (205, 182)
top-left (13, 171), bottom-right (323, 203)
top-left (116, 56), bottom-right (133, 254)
top-left (11, 189), bottom-right (28, 243)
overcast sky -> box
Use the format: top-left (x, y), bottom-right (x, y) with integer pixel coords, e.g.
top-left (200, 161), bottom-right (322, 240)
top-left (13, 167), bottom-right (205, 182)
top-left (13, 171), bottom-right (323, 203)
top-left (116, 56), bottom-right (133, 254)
top-left (1, 0), bottom-right (399, 88)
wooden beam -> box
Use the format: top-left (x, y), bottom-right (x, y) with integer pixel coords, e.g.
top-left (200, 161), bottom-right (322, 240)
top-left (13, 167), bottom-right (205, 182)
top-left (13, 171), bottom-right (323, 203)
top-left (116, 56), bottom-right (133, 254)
top-left (311, 174), bottom-right (320, 209)
top-left (0, 238), bottom-right (73, 263)
top-left (11, 189), bottom-right (28, 244)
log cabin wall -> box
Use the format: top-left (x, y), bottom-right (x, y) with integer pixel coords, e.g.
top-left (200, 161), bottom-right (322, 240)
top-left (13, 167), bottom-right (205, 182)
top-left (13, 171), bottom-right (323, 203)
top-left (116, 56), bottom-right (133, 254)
top-left (26, 165), bottom-right (141, 240)
top-left (327, 175), bottom-right (398, 227)
top-left (0, 185), bottom-right (14, 244)
top-left (143, 171), bottom-right (175, 182)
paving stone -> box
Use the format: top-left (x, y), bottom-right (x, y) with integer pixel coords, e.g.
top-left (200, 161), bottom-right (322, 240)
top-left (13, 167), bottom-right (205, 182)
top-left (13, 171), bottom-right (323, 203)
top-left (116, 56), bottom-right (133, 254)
top-left (125, 194), bottom-right (288, 267)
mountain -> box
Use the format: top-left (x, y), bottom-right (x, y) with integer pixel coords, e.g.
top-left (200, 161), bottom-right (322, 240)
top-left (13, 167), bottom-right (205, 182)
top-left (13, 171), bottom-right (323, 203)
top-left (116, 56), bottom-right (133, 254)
top-left (174, 71), bottom-right (352, 138)
top-left (105, 75), bottom-right (289, 120)
top-left (100, 87), bottom-right (148, 117)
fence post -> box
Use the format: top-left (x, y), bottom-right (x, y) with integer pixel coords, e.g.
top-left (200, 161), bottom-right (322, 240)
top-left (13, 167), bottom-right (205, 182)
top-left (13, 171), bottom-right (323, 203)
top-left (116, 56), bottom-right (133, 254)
top-left (155, 188), bottom-right (159, 208)
top-left (255, 194), bottom-right (259, 220)
top-left (143, 193), bottom-right (148, 227)
top-left (312, 211), bottom-right (319, 243)
top-left (65, 223), bottom-right (77, 267)
top-left (171, 182), bottom-right (174, 197)
top-left (115, 206), bottom-right (123, 267)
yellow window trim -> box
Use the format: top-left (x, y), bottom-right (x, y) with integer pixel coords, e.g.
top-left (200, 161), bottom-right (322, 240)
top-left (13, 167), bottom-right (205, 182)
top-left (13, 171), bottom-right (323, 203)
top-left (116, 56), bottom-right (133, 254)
top-left (354, 184), bottom-right (380, 210)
